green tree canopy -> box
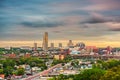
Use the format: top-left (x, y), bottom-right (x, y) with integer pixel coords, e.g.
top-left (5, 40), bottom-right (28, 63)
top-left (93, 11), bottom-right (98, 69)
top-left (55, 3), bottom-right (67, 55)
top-left (100, 65), bottom-right (120, 80)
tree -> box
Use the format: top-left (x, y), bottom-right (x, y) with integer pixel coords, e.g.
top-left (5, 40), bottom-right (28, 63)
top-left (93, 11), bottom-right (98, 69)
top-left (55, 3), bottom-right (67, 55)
top-left (71, 60), bottom-right (79, 67)
top-left (52, 59), bottom-right (62, 65)
top-left (26, 57), bottom-right (45, 67)
top-left (0, 69), bottom-right (3, 74)
top-left (74, 69), bottom-right (105, 80)
top-left (93, 59), bottom-right (120, 70)
top-left (0, 51), bottom-right (4, 55)
top-left (2, 59), bottom-right (15, 68)
top-left (16, 68), bottom-right (25, 76)
top-left (18, 57), bottom-right (28, 65)
top-left (3, 66), bottom-right (14, 77)
top-left (64, 55), bottom-right (72, 63)
top-left (100, 65), bottom-right (120, 80)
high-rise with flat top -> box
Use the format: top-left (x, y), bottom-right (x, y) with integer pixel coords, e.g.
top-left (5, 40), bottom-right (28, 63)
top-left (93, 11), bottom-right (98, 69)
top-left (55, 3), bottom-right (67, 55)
top-left (67, 40), bottom-right (74, 47)
top-left (34, 42), bottom-right (37, 51)
top-left (59, 43), bottom-right (62, 48)
top-left (50, 43), bottom-right (54, 49)
top-left (42, 32), bottom-right (48, 51)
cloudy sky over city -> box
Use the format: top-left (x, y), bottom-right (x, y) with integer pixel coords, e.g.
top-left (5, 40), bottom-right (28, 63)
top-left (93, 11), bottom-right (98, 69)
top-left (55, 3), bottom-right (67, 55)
top-left (0, 0), bottom-right (120, 47)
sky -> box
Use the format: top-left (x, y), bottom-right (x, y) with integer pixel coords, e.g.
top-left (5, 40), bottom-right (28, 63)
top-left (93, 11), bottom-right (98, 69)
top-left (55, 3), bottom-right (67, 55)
top-left (0, 0), bottom-right (120, 47)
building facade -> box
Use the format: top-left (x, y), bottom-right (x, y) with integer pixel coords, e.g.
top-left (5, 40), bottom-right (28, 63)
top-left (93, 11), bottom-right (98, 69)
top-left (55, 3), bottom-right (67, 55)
top-left (59, 43), bottom-right (62, 48)
top-left (50, 43), bottom-right (54, 49)
top-left (42, 32), bottom-right (48, 51)
top-left (67, 40), bottom-right (74, 47)
top-left (34, 42), bottom-right (37, 51)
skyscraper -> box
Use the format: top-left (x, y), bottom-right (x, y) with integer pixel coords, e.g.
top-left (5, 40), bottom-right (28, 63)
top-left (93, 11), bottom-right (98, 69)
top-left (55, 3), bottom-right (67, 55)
top-left (67, 40), bottom-right (74, 47)
top-left (59, 43), bottom-right (62, 48)
top-left (50, 43), bottom-right (54, 49)
top-left (42, 32), bottom-right (48, 51)
top-left (34, 42), bottom-right (37, 51)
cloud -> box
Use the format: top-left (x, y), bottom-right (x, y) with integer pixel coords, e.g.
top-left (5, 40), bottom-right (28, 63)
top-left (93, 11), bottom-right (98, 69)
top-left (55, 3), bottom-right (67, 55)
top-left (106, 22), bottom-right (120, 31)
top-left (82, 17), bottom-right (109, 24)
top-left (52, 30), bottom-right (61, 33)
top-left (0, 0), bottom-right (120, 42)
top-left (20, 20), bottom-right (64, 28)
top-left (110, 28), bottom-right (120, 31)
top-left (83, 0), bottom-right (120, 11)
top-left (80, 13), bottom-right (106, 24)
top-left (81, 13), bottom-right (120, 24)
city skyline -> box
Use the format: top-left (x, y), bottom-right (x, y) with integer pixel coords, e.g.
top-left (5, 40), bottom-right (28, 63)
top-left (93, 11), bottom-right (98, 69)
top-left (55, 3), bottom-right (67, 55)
top-left (0, 0), bottom-right (120, 47)
top-left (0, 40), bottom-right (120, 48)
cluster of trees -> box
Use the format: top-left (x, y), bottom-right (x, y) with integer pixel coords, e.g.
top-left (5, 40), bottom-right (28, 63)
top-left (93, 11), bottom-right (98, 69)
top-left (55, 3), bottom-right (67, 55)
top-left (16, 57), bottom-right (47, 68)
top-left (0, 48), bottom-right (32, 55)
top-left (0, 57), bottom-right (47, 77)
top-left (0, 48), bottom-right (5, 55)
top-left (49, 69), bottom-right (105, 80)
top-left (49, 59), bottom-right (120, 80)
top-left (93, 59), bottom-right (120, 70)
top-left (100, 65), bottom-right (120, 80)
top-left (13, 68), bottom-right (25, 76)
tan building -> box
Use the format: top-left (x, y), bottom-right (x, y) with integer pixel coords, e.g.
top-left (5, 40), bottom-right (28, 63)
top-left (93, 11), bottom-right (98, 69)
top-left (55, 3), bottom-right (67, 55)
top-left (24, 53), bottom-right (31, 58)
top-left (54, 54), bottom-right (65, 60)
top-left (42, 32), bottom-right (48, 51)
top-left (34, 42), bottom-right (37, 51)
top-left (50, 43), bottom-right (54, 49)
top-left (58, 43), bottom-right (62, 48)
top-left (67, 40), bottom-right (74, 47)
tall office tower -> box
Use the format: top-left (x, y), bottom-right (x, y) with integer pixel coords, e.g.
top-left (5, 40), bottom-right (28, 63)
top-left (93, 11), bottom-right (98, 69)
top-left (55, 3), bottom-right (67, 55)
top-left (67, 40), bottom-right (74, 47)
top-left (59, 43), bottom-right (62, 48)
top-left (34, 42), bottom-right (37, 51)
top-left (50, 43), bottom-right (54, 49)
top-left (42, 32), bottom-right (48, 51)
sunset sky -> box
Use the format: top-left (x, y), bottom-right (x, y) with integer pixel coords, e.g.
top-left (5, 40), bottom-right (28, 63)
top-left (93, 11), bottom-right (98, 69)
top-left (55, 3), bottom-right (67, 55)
top-left (0, 0), bottom-right (120, 47)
